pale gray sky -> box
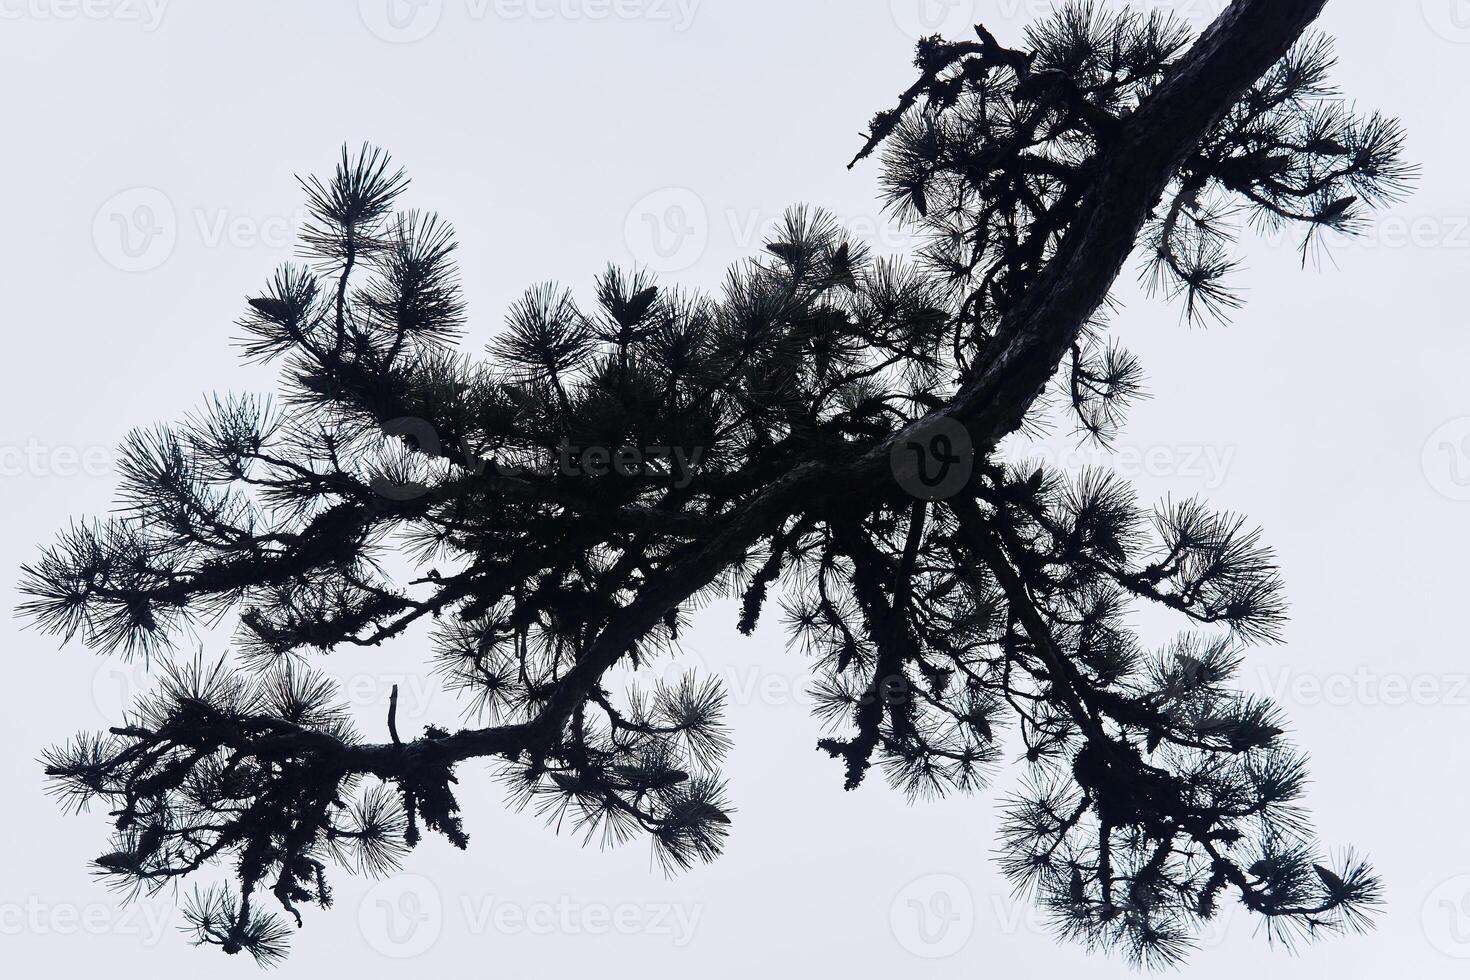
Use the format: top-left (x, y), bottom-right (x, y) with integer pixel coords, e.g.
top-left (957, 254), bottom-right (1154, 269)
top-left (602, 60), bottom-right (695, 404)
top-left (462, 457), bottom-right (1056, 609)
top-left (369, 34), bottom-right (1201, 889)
top-left (3, 1), bottom-right (1469, 977)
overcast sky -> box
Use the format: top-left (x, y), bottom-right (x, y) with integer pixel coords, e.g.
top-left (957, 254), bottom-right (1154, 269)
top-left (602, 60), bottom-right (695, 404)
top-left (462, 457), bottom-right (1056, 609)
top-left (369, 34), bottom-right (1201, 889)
top-left (2, 1), bottom-right (1469, 977)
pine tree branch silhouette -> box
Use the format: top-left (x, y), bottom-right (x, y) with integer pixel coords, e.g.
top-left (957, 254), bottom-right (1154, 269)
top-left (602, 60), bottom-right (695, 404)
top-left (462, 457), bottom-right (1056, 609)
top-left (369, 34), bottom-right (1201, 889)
top-left (22, 0), bottom-right (1411, 966)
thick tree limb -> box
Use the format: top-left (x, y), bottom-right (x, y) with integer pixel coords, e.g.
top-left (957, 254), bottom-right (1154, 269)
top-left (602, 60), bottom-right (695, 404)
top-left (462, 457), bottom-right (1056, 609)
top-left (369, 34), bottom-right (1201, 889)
top-left (87, 0), bottom-right (1328, 783)
top-left (313, 0), bottom-right (1329, 770)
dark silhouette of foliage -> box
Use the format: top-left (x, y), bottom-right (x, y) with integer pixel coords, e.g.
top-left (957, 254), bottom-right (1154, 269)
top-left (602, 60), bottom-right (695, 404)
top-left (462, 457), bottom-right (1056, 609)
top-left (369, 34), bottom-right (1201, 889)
top-left (21, 0), bottom-right (1410, 966)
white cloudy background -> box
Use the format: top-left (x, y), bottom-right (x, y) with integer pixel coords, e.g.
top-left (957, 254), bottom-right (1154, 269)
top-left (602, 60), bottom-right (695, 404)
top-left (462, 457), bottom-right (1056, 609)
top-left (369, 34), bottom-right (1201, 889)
top-left (1, 0), bottom-right (1468, 977)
